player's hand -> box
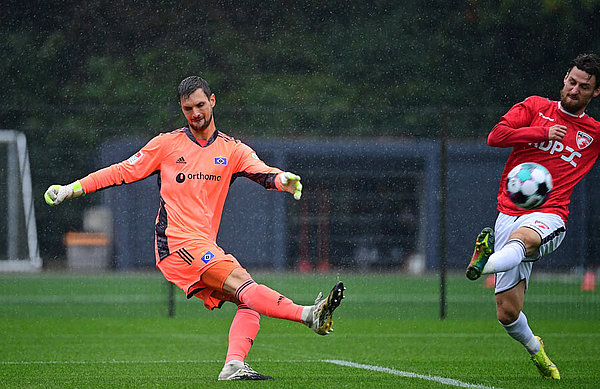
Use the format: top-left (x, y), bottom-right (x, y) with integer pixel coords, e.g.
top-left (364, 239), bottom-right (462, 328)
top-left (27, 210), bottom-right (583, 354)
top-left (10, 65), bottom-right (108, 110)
top-left (44, 181), bottom-right (85, 206)
top-left (279, 172), bottom-right (302, 200)
top-left (547, 125), bottom-right (567, 141)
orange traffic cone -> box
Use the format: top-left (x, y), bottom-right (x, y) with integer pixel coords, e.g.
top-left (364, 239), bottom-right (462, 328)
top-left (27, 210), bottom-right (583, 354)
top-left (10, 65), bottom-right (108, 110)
top-left (484, 274), bottom-right (495, 289)
top-left (581, 271), bottom-right (596, 291)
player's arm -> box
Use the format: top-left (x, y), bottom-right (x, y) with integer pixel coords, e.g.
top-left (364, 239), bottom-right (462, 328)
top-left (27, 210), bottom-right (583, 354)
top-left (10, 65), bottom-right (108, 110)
top-left (44, 136), bottom-right (164, 206)
top-left (488, 122), bottom-right (545, 147)
top-left (488, 97), bottom-right (560, 147)
top-left (233, 144), bottom-right (302, 200)
top-left (488, 121), bottom-right (565, 147)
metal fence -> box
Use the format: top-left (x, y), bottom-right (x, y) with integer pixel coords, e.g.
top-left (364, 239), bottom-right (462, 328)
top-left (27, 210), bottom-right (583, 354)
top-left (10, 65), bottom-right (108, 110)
top-left (84, 137), bottom-right (598, 274)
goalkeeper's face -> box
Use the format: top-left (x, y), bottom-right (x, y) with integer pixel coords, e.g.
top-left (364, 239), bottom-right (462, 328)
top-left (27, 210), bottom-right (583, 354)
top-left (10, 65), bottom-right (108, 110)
top-left (180, 88), bottom-right (216, 134)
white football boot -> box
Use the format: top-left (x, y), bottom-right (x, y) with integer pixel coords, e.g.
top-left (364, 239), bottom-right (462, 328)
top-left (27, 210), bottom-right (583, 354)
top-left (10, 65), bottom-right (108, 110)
top-left (305, 282), bottom-right (345, 335)
top-left (218, 360), bottom-right (274, 380)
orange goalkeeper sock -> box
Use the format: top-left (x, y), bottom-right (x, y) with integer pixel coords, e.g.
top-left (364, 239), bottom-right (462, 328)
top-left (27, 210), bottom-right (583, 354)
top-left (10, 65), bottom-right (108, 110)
top-left (235, 280), bottom-right (304, 322)
top-left (225, 304), bottom-right (261, 364)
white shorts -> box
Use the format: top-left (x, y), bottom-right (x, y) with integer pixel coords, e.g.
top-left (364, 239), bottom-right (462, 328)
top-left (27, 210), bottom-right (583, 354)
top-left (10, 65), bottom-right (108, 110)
top-left (494, 212), bottom-right (566, 294)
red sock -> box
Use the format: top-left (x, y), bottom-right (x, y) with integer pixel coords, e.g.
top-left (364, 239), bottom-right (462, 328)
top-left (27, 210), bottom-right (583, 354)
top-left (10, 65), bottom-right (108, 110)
top-left (235, 280), bottom-right (303, 322)
top-left (225, 304), bottom-right (260, 364)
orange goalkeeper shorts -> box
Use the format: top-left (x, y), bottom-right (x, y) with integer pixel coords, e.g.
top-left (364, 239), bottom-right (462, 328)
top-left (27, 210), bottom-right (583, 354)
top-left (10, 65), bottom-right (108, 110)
top-left (156, 243), bottom-right (244, 310)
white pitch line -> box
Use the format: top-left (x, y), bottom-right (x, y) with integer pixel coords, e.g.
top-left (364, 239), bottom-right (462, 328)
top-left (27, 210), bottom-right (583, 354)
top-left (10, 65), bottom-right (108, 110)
top-left (323, 359), bottom-right (501, 389)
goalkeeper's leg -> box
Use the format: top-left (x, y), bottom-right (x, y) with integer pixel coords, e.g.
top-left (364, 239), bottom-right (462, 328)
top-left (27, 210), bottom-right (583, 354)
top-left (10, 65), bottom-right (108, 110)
top-left (220, 308), bottom-right (274, 382)
top-left (223, 304), bottom-right (261, 364)
top-left (231, 276), bottom-right (305, 322)
top-left (218, 267), bottom-right (344, 334)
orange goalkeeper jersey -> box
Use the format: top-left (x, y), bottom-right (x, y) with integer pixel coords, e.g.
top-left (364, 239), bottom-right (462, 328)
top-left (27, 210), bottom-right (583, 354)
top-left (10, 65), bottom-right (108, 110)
top-left (79, 127), bottom-right (284, 261)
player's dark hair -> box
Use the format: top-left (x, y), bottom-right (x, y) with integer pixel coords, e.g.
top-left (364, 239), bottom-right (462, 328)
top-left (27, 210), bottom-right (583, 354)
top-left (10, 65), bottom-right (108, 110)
top-left (177, 76), bottom-right (212, 102)
top-left (568, 54), bottom-right (600, 89)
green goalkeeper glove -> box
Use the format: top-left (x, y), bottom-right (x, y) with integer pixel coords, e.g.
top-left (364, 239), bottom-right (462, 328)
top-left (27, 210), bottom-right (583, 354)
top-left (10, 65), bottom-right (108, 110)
top-left (280, 172), bottom-right (302, 200)
top-left (44, 181), bottom-right (85, 206)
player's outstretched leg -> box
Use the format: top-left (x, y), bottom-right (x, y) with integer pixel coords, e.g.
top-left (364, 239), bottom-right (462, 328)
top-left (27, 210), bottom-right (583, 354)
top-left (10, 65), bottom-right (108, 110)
top-left (304, 281), bottom-right (345, 335)
top-left (530, 336), bottom-right (560, 379)
top-left (218, 360), bottom-right (274, 381)
top-left (466, 227), bottom-right (495, 280)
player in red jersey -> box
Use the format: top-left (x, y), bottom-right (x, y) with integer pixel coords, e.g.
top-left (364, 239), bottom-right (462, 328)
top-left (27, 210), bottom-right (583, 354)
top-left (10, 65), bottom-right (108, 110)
top-left (466, 54), bottom-right (600, 379)
top-left (44, 76), bottom-right (345, 381)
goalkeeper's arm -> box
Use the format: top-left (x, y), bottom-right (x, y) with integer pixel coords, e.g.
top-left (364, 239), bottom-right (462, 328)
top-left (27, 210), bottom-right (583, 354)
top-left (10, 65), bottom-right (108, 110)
top-left (44, 181), bottom-right (85, 206)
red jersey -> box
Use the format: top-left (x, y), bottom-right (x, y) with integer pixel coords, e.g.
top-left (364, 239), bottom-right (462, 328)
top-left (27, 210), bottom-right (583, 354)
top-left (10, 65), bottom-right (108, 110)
top-left (79, 127), bottom-right (285, 261)
top-left (489, 96), bottom-right (600, 223)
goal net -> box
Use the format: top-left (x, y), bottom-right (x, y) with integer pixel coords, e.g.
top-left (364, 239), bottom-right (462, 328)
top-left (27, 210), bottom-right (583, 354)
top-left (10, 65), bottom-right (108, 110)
top-left (0, 130), bottom-right (41, 272)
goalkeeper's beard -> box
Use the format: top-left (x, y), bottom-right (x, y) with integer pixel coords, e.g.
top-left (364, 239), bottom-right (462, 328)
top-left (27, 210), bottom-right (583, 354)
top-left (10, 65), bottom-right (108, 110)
top-left (189, 110), bottom-right (213, 132)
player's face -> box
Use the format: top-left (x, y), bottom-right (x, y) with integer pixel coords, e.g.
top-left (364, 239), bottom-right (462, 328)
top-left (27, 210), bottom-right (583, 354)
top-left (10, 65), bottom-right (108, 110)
top-left (560, 66), bottom-right (600, 115)
top-left (180, 88), bottom-right (216, 134)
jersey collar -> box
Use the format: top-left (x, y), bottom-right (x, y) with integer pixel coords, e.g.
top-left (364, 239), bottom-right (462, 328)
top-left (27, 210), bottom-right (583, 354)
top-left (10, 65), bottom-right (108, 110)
top-left (558, 101), bottom-right (586, 118)
top-left (184, 126), bottom-right (219, 148)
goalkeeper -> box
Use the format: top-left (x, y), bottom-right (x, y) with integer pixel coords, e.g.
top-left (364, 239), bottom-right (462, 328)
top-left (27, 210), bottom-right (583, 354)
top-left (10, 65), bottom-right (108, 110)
top-left (45, 76), bottom-right (344, 381)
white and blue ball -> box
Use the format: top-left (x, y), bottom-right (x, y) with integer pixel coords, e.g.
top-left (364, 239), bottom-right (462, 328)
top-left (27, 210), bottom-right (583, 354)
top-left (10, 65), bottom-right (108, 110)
top-left (506, 162), bottom-right (553, 209)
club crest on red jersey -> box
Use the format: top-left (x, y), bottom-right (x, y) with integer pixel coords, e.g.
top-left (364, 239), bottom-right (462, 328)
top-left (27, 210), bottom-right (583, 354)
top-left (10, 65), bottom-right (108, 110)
top-left (576, 131), bottom-right (593, 150)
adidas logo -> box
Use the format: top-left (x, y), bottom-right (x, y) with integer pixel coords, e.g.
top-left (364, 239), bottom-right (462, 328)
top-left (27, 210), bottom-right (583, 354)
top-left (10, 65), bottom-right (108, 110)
top-left (176, 156), bottom-right (186, 164)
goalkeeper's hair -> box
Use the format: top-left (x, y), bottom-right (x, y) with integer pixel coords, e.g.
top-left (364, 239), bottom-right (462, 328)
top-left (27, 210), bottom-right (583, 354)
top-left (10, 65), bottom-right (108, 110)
top-left (568, 54), bottom-right (600, 89)
top-left (177, 76), bottom-right (212, 102)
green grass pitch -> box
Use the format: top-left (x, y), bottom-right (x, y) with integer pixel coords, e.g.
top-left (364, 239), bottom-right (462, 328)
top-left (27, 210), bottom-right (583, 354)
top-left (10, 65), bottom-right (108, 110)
top-left (0, 272), bottom-right (598, 388)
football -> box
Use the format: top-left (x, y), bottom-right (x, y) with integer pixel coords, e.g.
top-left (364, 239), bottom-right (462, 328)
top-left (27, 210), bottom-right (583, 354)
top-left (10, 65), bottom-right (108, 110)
top-left (506, 162), bottom-right (553, 209)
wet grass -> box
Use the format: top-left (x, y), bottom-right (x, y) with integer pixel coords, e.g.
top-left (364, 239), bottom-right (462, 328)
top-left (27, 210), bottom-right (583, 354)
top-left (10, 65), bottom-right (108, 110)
top-left (0, 272), bottom-right (598, 388)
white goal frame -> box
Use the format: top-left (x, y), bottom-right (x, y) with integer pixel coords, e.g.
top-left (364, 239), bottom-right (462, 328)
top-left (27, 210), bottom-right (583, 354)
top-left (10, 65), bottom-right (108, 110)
top-left (0, 130), bottom-right (42, 272)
